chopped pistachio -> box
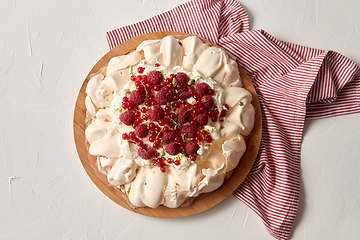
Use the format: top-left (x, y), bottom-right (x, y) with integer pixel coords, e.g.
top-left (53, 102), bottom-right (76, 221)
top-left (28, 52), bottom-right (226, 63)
top-left (172, 78), bottom-right (178, 87)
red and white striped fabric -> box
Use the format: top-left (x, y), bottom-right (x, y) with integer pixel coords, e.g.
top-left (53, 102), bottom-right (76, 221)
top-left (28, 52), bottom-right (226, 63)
top-left (106, 0), bottom-right (360, 239)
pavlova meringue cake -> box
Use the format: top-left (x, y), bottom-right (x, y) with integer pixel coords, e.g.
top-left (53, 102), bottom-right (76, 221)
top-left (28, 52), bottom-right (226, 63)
top-left (83, 35), bottom-right (255, 209)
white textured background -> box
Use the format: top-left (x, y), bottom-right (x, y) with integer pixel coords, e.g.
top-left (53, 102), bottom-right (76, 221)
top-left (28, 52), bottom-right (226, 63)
top-left (1, 0), bottom-right (359, 239)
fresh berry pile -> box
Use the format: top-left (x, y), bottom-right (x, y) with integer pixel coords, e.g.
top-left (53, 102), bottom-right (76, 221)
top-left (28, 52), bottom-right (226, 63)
top-left (119, 65), bottom-right (228, 173)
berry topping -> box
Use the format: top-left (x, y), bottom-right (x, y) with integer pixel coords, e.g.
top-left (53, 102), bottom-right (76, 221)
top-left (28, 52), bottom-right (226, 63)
top-left (205, 135), bottom-right (213, 143)
top-left (195, 112), bottom-right (209, 126)
top-left (130, 90), bottom-right (146, 106)
top-left (135, 123), bottom-right (149, 138)
top-left (201, 95), bottom-right (214, 109)
top-left (120, 111), bottom-right (135, 126)
top-left (165, 142), bottom-right (179, 156)
top-left (155, 88), bottom-right (172, 105)
top-left (117, 64), bottom-right (225, 169)
top-left (176, 72), bottom-right (190, 86)
top-left (181, 86), bottom-right (194, 99)
top-left (147, 71), bottom-right (163, 85)
top-left (177, 107), bottom-right (191, 124)
top-left (122, 133), bottom-right (129, 139)
top-left (185, 141), bottom-right (199, 156)
top-left (149, 105), bottom-right (164, 122)
top-left (181, 125), bottom-right (197, 138)
top-left (138, 144), bottom-right (155, 160)
top-left (196, 82), bottom-right (210, 97)
top-left (162, 130), bottom-right (176, 144)
top-left (137, 67), bottom-right (144, 74)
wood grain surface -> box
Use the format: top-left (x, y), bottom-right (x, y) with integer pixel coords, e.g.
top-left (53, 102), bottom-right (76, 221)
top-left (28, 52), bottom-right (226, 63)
top-left (73, 32), bottom-right (262, 218)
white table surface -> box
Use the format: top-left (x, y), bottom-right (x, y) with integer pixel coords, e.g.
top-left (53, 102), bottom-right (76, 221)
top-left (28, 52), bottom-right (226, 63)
top-left (1, 0), bottom-right (360, 239)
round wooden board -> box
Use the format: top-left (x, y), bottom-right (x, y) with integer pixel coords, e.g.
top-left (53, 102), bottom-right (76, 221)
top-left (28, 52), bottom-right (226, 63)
top-left (73, 32), bottom-right (262, 218)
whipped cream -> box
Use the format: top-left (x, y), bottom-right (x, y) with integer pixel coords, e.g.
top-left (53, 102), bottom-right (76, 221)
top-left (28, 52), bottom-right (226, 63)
top-left (110, 61), bottom-right (222, 170)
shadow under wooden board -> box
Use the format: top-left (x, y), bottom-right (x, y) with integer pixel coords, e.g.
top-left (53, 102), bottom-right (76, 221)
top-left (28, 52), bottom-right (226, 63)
top-left (73, 31), bottom-right (262, 218)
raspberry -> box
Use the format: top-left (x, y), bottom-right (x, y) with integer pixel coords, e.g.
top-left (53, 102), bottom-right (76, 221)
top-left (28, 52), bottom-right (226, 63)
top-left (147, 71), bottom-right (163, 85)
top-left (120, 111), bottom-right (135, 126)
top-left (155, 89), bottom-right (172, 105)
top-left (195, 112), bottom-right (209, 126)
top-left (181, 86), bottom-right (194, 99)
top-left (130, 90), bottom-right (146, 106)
top-left (176, 72), bottom-right (189, 86)
top-left (181, 125), bottom-right (197, 138)
top-left (196, 82), bottom-right (210, 97)
top-left (185, 141), bottom-right (199, 156)
top-left (177, 107), bottom-right (191, 124)
top-left (149, 105), bottom-right (164, 122)
top-left (162, 130), bottom-right (176, 144)
top-left (165, 142), bottom-right (179, 156)
top-left (135, 123), bottom-right (149, 138)
top-left (138, 144), bottom-right (155, 160)
top-left (201, 95), bottom-right (214, 109)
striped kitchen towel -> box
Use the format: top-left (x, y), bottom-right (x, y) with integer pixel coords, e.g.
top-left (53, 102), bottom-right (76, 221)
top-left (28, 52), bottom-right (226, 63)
top-left (105, 0), bottom-right (360, 239)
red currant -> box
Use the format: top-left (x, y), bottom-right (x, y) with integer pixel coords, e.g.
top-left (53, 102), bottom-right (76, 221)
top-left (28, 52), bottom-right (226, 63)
top-left (130, 75), bottom-right (137, 81)
top-left (192, 108), bottom-right (200, 115)
top-left (165, 105), bottom-right (171, 112)
top-left (154, 85), bottom-right (162, 91)
top-left (169, 112), bottom-right (176, 119)
top-left (129, 132), bottom-right (136, 140)
top-left (158, 119), bottom-right (166, 126)
top-left (122, 133), bottom-right (129, 139)
top-left (163, 126), bottom-right (170, 132)
top-left (153, 142), bottom-right (161, 149)
top-left (122, 102), bottom-right (129, 109)
top-left (137, 67), bottom-right (144, 74)
top-left (136, 84), bottom-right (144, 91)
top-left (184, 102), bottom-right (192, 109)
top-left (142, 114), bottom-right (149, 121)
